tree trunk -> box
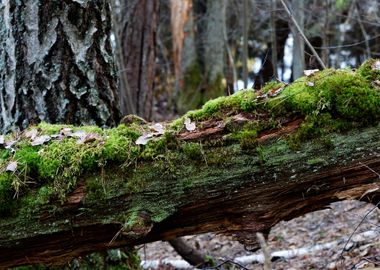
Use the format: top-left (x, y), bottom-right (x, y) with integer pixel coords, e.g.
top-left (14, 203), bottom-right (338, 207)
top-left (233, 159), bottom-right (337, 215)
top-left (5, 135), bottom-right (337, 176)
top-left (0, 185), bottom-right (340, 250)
top-left (203, 0), bottom-right (227, 98)
top-left (1, 62), bottom-right (380, 267)
top-left (194, 0), bottom-right (227, 101)
top-left (114, 0), bottom-right (158, 120)
top-left (170, 0), bottom-right (202, 114)
top-left (290, 0), bottom-right (305, 79)
top-left (0, 0), bottom-right (120, 133)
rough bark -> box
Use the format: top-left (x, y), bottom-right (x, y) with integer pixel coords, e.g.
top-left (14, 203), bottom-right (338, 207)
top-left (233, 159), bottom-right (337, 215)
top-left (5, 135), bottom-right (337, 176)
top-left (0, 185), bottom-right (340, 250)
top-left (0, 0), bottom-right (120, 133)
top-left (1, 63), bottom-right (380, 267)
top-left (170, 0), bottom-right (201, 113)
top-left (203, 0), bottom-right (226, 91)
top-left (194, 0), bottom-right (226, 101)
top-left (290, 0), bottom-right (305, 79)
top-left (114, 0), bottom-right (157, 120)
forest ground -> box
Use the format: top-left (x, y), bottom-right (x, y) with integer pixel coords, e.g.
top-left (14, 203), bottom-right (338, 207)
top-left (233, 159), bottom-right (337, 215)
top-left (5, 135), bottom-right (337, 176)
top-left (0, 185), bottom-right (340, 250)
top-left (138, 200), bottom-right (380, 270)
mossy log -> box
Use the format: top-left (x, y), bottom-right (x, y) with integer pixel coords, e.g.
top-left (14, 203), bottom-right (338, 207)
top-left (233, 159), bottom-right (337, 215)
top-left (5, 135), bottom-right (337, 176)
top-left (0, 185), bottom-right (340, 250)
top-left (1, 61), bottom-right (380, 267)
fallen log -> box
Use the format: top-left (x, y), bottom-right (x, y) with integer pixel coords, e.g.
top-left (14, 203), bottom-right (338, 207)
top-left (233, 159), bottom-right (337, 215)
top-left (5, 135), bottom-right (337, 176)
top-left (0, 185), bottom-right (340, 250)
top-left (1, 62), bottom-right (380, 267)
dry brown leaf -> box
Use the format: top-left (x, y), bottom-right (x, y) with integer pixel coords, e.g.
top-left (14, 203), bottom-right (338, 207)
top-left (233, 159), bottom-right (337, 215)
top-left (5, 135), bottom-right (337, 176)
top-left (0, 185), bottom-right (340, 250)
top-left (31, 135), bottom-right (51, 146)
top-left (5, 140), bottom-right (17, 149)
top-left (24, 129), bottom-right (38, 140)
top-left (70, 130), bottom-right (86, 138)
top-left (6, 161), bottom-right (17, 172)
top-left (60, 127), bottom-right (73, 136)
top-left (303, 69), bottom-right (319, 76)
top-left (151, 123), bottom-right (165, 135)
top-left (76, 133), bottom-right (102, 144)
top-left (136, 133), bottom-right (154, 145)
top-left (184, 118), bottom-right (196, 131)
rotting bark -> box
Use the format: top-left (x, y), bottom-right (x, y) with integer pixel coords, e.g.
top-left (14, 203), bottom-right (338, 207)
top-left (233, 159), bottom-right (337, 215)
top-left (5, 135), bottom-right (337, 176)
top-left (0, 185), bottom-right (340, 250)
top-left (0, 0), bottom-right (120, 133)
top-left (1, 63), bottom-right (380, 267)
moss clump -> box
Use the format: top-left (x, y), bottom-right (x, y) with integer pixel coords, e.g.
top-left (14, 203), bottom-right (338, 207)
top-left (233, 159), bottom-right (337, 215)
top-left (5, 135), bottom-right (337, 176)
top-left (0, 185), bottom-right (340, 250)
top-left (0, 174), bottom-right (17, 216)
top-left (185, 89), bottom-right (257, 121)
top-left (261, 80), bottom-right (286, 93)
top-left (357, 58), bottom-right (380, 81)
top-left (181, 142), bottom-right (203, 160)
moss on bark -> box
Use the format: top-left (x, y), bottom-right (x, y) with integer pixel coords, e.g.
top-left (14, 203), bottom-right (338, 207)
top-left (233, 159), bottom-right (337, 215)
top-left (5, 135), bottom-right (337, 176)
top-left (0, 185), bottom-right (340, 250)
top-left (1, 61), bottom-right (380, 265)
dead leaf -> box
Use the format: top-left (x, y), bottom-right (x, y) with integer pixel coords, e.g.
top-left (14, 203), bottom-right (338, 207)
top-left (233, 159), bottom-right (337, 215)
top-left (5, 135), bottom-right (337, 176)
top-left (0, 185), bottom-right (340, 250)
top-left (303, 69), bottom-right (319, 76)
top-left (268, 87), bottom-right (284, 97)
top-left (306, 82), bottom-right (315, 87)
top-left (24, 129), bottom-right (38, 140)
top-left (151, 123), bottom-right (165, 135)
top-left (184, 118), bottom-right (196, 131)
top-left (136, 133), bottom-right (154, 145)
top-left (31, 135), bottom-right (51, 146)
top-left (6, 161), bottom-right (17, 172)
top-left (5, 140), bottom-right (17, 149)
top-left (60, 127), bottom-right (73, 136)
top-left (76, 133), bottom-right (102, 144)
top-left (0, 135), bottom-right (4, 145)
top-left (70, 130), bottom-right (86, 138)
top-left (371, 60), bottom-right (380, 70)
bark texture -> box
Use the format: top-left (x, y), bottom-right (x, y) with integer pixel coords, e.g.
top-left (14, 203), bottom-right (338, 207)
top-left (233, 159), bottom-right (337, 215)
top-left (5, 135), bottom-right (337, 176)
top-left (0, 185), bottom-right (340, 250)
top-left (290, 0), bottom-right (305, 79)
top-left (114, 0), bottom-right (157, 120)
top-left (0, 0), bottom-right (120, 133)
top-left (203, 0), bottom-right (226, 89)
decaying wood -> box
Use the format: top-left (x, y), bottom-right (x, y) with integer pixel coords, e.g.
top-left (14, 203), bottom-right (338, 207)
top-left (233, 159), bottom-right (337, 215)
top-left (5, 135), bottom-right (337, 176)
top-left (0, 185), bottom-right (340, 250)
top-left (0, 115), bottom-right (379, 267)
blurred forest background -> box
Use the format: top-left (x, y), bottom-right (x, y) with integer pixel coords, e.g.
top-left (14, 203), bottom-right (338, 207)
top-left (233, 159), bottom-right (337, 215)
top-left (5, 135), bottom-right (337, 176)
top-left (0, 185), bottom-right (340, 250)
top-left (112, 0), bottom-right (380, 123)
top-left (2, 0), bottom-right (380, 269)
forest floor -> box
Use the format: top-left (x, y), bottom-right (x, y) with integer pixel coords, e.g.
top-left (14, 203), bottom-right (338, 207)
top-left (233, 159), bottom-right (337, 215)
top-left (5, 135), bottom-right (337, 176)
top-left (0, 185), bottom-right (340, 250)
top-left (138, 200), bottom-right (380, 270)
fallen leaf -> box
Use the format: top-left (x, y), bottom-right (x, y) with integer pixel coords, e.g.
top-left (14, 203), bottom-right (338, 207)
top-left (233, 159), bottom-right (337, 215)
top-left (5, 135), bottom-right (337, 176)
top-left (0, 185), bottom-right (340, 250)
top-left (6, 161), bottom-right (17, 172)
top-left (50, 134), bottom-right (64, 140)
top-left (184, 118), bottom-right (196, 131)
top-left (60, 127), bottom-right (73, 136)
top-left (371, 61), bottom-right (380, 70)
top-left (5, 140), bottom-right (17, 149)
top-left (24, 129), bottom-right (38, 140)
top-left (70, 130), bottom-right (86, 138)
top-left (31, 135), bottom-right (51, 146)
top-left (268, 87), bottom-right (284, 97)
top-left (136, 133), bottom-right (154, 145)
top-left (151, 123), bottom-right (165, 135)
top-left (303, 69), bottom-right (319, 76)
top-left (76, 133), bottom-right (102, 144)
top-left (0, 135), bottom-right (4, 145)
top-left (306, 82), bottom-right (315, 87)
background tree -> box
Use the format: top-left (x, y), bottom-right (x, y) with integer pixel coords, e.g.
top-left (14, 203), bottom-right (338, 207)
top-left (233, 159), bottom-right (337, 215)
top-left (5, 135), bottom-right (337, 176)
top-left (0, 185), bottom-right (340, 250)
top-left (113, 0), bottom-right (158, 120)
top-left (0, 0), bottom-right (120, 133)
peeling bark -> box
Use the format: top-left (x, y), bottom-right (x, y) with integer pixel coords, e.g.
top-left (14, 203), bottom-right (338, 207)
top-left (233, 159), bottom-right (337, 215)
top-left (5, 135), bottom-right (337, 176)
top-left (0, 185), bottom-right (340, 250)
top-left (0, 0), bottom-right (120, 133)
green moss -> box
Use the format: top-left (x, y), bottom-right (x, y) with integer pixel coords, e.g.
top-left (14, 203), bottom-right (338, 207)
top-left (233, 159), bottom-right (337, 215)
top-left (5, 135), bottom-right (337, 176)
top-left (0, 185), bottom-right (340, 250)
top-left (261, 80), bottom-right (286, 93)
top-left (184, 89), bottom-right (257, 122)
top-left (357, 58), bottom-right (380, 81)
top-left (236, 130), bottom-right (258, 150)
top-left (306, 158), bottom-right (327, 166)
top-left (0, 173), bottom-right (16, 215)
top-left (181, 142), bottom-right (203, 160)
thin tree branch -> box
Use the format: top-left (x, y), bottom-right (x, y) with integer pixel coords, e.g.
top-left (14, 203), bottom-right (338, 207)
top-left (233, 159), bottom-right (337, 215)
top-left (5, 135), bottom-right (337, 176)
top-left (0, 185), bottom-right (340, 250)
top-left (280, 0), bottom-right (326, 69)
